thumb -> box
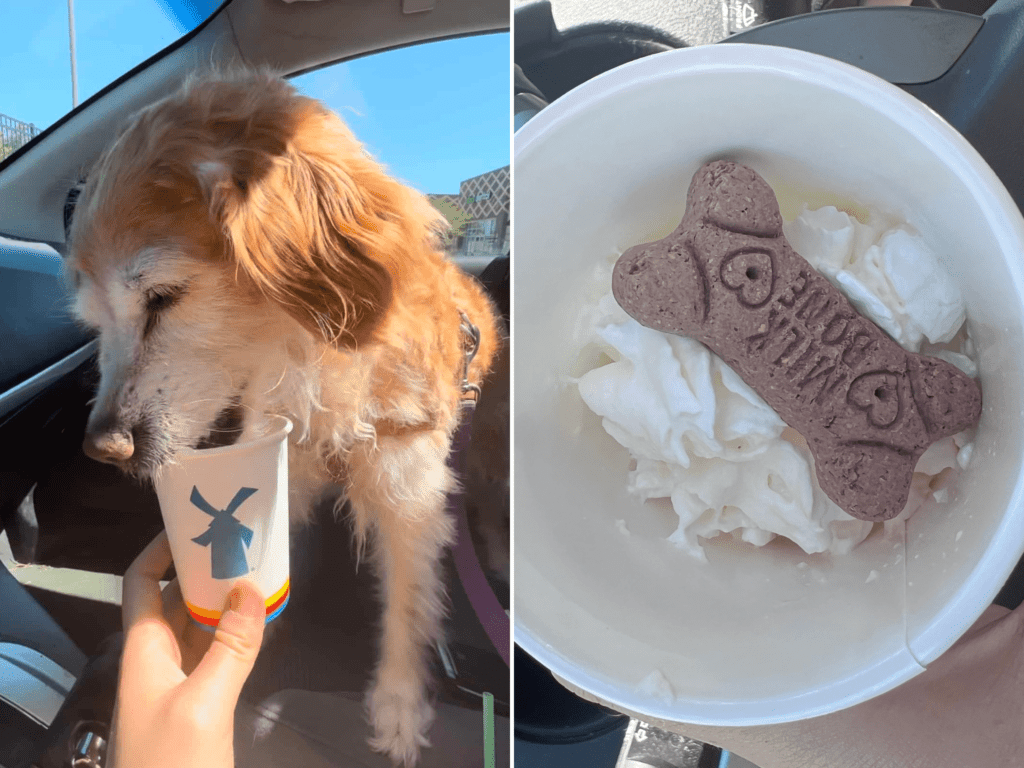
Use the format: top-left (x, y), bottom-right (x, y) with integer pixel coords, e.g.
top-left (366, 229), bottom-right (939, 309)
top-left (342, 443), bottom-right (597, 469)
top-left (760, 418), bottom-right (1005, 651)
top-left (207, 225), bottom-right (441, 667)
top-left (186, 580), bottom-right (266, 707)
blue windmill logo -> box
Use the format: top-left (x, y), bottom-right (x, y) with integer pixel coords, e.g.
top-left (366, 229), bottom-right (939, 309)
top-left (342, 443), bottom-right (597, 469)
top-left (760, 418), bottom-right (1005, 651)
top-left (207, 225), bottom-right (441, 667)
top-left (189, 486), bottom-right (257, 580)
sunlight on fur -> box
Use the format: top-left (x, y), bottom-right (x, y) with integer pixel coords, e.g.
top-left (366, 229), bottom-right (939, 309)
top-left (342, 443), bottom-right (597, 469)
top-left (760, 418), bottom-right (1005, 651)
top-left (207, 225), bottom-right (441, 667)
top-left (66, 66), bottom-right (499, 765)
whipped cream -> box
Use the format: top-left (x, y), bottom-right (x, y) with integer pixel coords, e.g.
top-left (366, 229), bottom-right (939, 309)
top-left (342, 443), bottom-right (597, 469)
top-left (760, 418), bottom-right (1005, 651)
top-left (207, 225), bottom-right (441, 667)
top-left (575, 206), bottom-right (975, 559)
top-left (784, 206), bottom-right (966, 353)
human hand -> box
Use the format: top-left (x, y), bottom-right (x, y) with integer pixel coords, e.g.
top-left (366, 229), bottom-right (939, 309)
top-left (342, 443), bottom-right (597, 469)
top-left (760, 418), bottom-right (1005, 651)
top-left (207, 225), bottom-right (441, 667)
top-left (109, 530), bottom-right (266, 768)
top-left (665, 603), bottom-right (1024, 768)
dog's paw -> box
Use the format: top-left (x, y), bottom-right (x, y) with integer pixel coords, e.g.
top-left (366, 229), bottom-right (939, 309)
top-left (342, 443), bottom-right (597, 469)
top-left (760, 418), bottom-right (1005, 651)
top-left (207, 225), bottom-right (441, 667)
top-left (366, 678), bottom-right (434, 766)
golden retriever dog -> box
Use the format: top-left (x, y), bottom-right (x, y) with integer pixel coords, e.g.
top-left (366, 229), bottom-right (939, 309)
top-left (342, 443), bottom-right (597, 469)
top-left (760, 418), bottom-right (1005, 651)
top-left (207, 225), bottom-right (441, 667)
top-left (66, 68), bottom-right (498, 765)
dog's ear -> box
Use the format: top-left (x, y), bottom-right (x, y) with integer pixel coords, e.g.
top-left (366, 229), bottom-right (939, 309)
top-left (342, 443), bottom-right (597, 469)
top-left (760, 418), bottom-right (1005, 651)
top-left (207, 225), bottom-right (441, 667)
top-left (193, 75), bottom-right (441, 347)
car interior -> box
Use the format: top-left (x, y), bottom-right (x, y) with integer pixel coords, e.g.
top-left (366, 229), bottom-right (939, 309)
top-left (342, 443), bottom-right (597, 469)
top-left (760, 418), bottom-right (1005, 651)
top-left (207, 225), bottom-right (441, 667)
top-left (0, 1), bottom-right (509, 767)
top-left (514, 0), bottom-right (1024, 765)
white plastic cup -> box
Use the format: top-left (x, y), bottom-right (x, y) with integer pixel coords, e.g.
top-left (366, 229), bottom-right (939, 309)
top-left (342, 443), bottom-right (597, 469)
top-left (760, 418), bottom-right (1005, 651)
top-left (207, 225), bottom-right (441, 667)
top-left (515, 44), bottom-right (1024, 726)
top-left (153, 415), bottom-right (293, 630)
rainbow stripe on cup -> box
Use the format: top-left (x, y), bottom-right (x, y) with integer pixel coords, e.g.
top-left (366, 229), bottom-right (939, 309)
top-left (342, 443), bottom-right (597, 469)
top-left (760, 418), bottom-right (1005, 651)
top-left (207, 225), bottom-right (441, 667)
top-left (185, 578), bottom-right (290, 629)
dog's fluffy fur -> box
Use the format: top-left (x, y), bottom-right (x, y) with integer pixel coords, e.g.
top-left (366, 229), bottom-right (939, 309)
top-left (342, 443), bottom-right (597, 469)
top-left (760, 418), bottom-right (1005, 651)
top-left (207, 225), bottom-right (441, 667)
top-left (67, 68), bottom-right (498, 765)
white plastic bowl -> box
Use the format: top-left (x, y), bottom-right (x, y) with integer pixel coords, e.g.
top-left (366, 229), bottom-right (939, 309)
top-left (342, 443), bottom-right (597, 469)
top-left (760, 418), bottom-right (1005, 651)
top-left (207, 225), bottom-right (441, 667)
top-left (514, 44), bottom-right (1024, 725)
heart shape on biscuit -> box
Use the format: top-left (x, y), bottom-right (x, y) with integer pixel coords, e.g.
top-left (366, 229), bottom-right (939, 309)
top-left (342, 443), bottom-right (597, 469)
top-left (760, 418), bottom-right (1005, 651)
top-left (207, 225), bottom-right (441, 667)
top-left (848, 371), bottom-right (901, 428)
top-left (720, 249), bottom-right (775, 308)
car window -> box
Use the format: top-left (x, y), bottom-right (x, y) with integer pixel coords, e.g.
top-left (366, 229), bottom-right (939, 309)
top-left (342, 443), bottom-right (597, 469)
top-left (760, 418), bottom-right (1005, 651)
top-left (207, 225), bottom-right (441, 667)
top-left (291, 33), bottom-right (511, 262)
top-left (0, 0), bottom-right (220, 157)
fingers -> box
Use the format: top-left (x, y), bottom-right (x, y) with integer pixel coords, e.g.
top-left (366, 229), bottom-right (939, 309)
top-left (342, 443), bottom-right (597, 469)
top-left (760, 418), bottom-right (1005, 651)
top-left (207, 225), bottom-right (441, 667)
top-left (120, 530), bottom-right (184, 685)
top-left (159, 578), bottom-right (214, 674)
top-left (179, 617), bottom-right (216, 676)
top-left (186, 580), bottom-right (266, 710)
top-left (962, 604), bottom-right (1013, 642)
top-left (122, 531), bottom-right (174, 631)
top-left (161, 577), bottom-right (189, 641)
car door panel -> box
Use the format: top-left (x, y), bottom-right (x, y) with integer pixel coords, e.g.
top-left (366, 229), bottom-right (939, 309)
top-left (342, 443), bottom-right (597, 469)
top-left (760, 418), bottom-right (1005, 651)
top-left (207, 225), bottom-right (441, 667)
top-left (0, 237), bottom-right (92, 398)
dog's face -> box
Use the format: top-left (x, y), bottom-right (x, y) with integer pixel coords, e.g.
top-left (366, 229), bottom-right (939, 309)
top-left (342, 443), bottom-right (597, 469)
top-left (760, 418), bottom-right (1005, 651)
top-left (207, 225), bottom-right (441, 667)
top-left (67, 69), bottom-right (442, 478)
top-left (69, 226), bottom-right (273, 477)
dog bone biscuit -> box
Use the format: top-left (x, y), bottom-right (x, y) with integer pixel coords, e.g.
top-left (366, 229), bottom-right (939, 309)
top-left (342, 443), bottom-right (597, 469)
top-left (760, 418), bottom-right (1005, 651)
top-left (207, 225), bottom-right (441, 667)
top-left (611, 160), bottom-right (982, 522)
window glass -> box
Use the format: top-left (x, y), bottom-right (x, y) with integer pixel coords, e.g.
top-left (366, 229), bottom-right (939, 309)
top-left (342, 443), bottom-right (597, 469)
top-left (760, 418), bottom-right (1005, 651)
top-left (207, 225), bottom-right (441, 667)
top-left (292, 33), bottom-right (511, 260)
top-left (0, 0), bottom-right (219, 156)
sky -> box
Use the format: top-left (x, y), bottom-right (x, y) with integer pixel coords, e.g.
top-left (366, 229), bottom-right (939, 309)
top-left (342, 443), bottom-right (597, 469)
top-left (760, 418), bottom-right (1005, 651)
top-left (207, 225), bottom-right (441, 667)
top-left (0, 0), bottom-right (509, 194)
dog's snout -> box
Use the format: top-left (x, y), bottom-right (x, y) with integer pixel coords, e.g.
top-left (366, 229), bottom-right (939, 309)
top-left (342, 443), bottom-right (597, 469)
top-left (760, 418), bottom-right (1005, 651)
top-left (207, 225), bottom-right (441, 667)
top-left (82, 424), bottom-right (135, 464)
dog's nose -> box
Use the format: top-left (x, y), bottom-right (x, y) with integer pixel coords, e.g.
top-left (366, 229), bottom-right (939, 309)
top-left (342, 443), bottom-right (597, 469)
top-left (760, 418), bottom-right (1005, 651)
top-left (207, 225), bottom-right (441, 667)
top-left (82, 428), bottom-right (134, 464)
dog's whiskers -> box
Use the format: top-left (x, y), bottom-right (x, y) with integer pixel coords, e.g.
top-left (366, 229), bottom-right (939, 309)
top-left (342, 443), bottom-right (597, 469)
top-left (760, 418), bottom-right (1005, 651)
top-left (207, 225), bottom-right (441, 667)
top-left (180, 398), bottom-right (223, 408)
top-left (263, 365), bottom-right (289, 395)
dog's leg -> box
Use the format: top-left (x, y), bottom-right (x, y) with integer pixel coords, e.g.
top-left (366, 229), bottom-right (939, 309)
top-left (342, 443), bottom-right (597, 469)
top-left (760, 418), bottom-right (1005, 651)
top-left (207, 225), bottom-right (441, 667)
top-left (346, 428), bottom-right (455, 766)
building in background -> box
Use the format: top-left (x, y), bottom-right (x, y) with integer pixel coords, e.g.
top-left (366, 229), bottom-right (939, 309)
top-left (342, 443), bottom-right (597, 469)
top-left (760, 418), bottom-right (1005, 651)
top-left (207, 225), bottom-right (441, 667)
top-left (430, 165), bottom-right (509, 258)
top-left (0, 113), bottom-right (40, 160)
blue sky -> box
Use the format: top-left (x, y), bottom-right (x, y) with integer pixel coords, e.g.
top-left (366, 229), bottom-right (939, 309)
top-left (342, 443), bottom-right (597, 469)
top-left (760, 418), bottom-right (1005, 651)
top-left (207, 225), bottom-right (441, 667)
top-left (0, 0), bottom-right (509, 193)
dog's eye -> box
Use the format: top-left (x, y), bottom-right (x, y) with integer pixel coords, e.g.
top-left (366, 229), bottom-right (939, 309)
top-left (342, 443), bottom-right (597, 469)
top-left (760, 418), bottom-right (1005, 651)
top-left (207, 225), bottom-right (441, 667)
top-left (145, 286), bottom-right (185, 313)
top-left (143, 285), bottom-right (186, 339)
